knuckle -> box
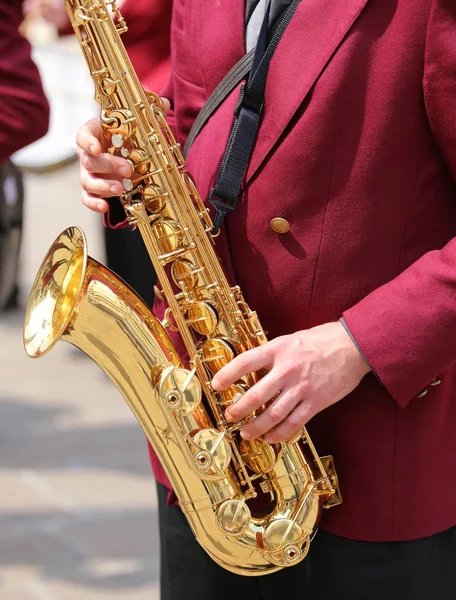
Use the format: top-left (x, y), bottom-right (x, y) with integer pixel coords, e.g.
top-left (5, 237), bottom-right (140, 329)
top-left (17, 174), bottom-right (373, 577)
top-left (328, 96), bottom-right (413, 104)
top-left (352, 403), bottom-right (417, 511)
top-left (291, 333), bottom-right (305, 352)
top-left (79, 172), bottom-right (88, 189)
top-left (237, 354), bottom-right (250, 370)
top-left (80, 191), bottom-right (90, 207)
top-left (269, 336), bottom-right (285, 351)
top-left (265, 341), bottom-right (279, 360)
top-left (105, 155), bottom-right (116, 171)
top-left (246, 387), bottom-right (261, 407)
top-left (268, 338), bottom-right (279, 351)
top-left (102, 180), bottom-right (113, 195)
top-left (114, 156), bottom-right (129, 176)
top-left (76, 126), bottom-right (90, 150)
top-left (269, 405), bottom-right (284, 423)
top-left (300, 381), bottom-right (311, 396)
top-left (81, 153), bottom-right (92, 172)
top-left (75, 130), bottom-right (84, 150)
top-left (288, 413), bottom-right (303, 429)
top-left (281, 362), bottom-right (294, 378)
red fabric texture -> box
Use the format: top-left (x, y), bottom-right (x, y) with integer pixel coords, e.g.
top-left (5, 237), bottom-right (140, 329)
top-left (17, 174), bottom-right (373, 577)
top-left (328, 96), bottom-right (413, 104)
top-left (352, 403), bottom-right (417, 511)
top-left (121, 0), bottom-right (172, 94)
top-left (0, 1), bottom-right (49, 162)
top-left (108, 0), bottom-right (456, 542)
top-left (60, 0), bottom-right (171, 95)
top-left (64, 0), bottom-right (172, 93)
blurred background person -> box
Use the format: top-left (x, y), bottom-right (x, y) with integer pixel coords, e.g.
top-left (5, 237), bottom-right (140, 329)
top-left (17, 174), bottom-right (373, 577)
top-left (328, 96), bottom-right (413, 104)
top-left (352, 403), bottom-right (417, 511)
top-left (23, 0), bottom-right (172, 307)
top-left (0, 0), bottom-right (49, 312)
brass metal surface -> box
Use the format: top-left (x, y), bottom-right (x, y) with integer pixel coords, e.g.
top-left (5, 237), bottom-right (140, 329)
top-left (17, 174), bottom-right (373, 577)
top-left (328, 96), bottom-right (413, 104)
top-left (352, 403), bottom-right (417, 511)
top-left (270, 217), bottom-right (291, 234)
top-left (23, 0), bottom-right (341, 576)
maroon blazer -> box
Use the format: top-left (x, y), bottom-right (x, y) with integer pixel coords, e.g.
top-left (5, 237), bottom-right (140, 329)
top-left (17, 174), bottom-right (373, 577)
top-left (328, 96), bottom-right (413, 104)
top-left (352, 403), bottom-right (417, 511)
top-left (0, 1), bottom-right (49, 162)
top-left (60, 0), bottom-right (171, 93)
top-left (121, 0), bottom-right (171, 93)
top-left (110, 0), bottom-right (456, 542)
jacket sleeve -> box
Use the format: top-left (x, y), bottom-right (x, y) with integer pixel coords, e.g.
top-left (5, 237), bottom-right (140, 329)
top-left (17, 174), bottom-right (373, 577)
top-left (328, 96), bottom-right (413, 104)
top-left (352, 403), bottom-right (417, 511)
top-left (342, 0), bottom-right (456, 408)
top-left (0, 1), bottom-right (50, 163)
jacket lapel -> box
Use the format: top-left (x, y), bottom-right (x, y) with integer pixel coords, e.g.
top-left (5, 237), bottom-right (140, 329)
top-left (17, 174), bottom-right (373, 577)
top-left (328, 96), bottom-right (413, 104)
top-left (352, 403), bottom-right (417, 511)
top-left (245, 0), bottom-right (369, 185)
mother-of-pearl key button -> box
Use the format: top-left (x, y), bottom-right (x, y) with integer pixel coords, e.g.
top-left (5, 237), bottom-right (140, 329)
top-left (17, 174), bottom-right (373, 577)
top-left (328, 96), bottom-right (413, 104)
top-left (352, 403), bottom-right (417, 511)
top-left (112, 133), bottom-right (124, 148)
top-left (123, 179), bottom-right (133, 191)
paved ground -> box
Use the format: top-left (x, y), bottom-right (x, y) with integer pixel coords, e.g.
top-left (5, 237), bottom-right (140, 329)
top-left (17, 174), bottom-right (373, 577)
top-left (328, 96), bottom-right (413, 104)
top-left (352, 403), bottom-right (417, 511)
top-left (0, 162), bottom-right (161, 599)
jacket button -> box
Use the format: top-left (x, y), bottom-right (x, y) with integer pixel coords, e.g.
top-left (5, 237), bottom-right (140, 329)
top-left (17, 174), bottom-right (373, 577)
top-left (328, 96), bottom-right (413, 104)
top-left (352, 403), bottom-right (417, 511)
top-left (416, 388), bottom-right (428, 398)
top-left (430, 377), bottom-right (441, 386)
top-left (270, 217), bottom-right (290, 234)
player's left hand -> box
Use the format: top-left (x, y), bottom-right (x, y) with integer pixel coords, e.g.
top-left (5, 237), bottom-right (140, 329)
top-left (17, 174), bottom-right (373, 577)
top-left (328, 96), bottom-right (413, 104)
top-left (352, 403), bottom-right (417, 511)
top-left (211, 321), bottom-right (371, 443)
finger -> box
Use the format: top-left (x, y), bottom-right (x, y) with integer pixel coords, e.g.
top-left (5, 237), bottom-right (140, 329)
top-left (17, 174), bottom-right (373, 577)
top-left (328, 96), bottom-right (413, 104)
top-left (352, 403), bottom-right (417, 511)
top-left (239, 390), bottom-right (300, 440)
top-left (81, 190), bottom-right (109, 213)
top-left (162, 97), bottom-right (171, 115)
top-left (76, 118), bottom-right (105, 156)
top-left (80, 169), bottom-right (125, 198)
top-left (212, 346), bottom-right (273, 391)
top-left (224, 371), bottom-right (282, 423)
top-left (80, 150), bottom-right (132, 178)
top-left (264, 401), bottom-right (315, 443)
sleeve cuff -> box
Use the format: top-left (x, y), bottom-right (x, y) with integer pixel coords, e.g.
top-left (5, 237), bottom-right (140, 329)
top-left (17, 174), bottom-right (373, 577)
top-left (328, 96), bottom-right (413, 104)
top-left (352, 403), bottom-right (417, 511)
top-left (339, 317), bottom-right (380, 384)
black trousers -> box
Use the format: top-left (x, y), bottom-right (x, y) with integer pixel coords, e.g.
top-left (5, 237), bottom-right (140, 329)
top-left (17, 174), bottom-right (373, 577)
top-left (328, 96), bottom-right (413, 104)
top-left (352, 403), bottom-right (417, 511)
top-left (104, 226), bottom-right (157, 307)
top-left (157, 482), bottom-right (455, 600)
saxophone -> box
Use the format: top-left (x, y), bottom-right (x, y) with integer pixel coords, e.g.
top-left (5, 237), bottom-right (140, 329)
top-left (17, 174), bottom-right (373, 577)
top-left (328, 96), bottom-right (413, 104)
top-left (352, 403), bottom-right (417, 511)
top-left (23, 0), bottom-right (341, 576)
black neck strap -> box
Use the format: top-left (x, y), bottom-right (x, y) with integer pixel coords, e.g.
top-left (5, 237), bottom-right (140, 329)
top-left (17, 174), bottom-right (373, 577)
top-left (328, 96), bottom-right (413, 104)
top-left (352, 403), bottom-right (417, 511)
top-left (209, 0), bottom-right (302, 233)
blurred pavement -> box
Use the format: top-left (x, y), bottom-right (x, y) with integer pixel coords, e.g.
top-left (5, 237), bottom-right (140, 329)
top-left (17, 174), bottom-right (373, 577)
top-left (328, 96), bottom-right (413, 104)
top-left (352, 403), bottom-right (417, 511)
top-left (0, 163), bottom-right (160, 599)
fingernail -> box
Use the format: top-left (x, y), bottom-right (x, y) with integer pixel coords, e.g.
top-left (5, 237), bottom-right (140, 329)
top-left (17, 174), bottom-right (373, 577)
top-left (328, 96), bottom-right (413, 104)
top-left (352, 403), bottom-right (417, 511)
top-left (89, 143), bottom-right (98, 154)
top-left (224, 410), bottom-right (233, 422)
top-left (240, 430), bottom-right (251, 440)
top-left (212, 376), bottom-right (220, 390)
top-left (97, 202), bottom-right (106, 212)
top-left (110, 184), bottom-right (120, 194)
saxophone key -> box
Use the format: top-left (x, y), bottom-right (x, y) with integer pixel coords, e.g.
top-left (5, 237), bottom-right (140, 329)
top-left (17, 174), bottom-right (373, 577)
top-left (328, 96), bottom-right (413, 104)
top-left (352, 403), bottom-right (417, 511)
top-left (216, 499), bottom-right (251, 535)
top-left (158, 365), bottom-right (202, 416)
top-left (127, 149), bottom-right (150, 175)
top-left (102, 108), bottom-right (136, 139)
top-left (186, 301), bottom-right (219, 335)
top-left (239, 438), bottom-right (278, 474)
top-left (200, 338), bottom-right (236, 373)
top-left (143, 185), bottom-right (167, 213)
top-left (112, 133), bottom-right (124, 148)
top-left (123, 178), bottom-right (134, 192)
top-left (73, 6), bottom-right (90, 24)
top-left (217, 384), bottom-right (247, 407)
top-left (171, 258), bottom-right (200, 291)
top-left (151, 218), bottom-right (185, 254)
top-left (192, 428), bottom-right (232, 476)
top-left (100, 77), bottom-right (117, 96)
